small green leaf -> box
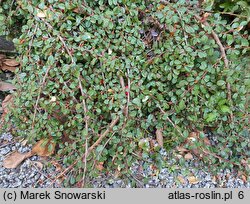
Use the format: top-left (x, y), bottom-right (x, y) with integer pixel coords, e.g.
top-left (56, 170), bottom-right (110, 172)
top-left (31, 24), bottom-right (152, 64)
top-left (48, 143), bottom-right (54, 153)
top-left (132, 98), bottom-right (141, 106)
top-left (217, 80), bottom-right (225, 86)
top-left (220, 105), bottom-right (231, 113)
top-left (206, 113), bottom-right (217, 122)
top-left (70, 176), bottom-right (76, 185)
top-left (198, 52), bottom-right (207, 58)
top-left (227, 34), bottom-right (234, 45)
top-left (47, 55), bottom-right (54, 65)
top-left (241, 38), bottom-right (249, 47)
top-left (178, 100), bottom-right (186, 110)
top-left (75, 103), bottom-right (82, 111)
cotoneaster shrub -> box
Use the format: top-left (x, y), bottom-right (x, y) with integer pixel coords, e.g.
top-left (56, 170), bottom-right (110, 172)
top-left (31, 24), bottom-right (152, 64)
top-left (0, 0), bottom-right (249, 186)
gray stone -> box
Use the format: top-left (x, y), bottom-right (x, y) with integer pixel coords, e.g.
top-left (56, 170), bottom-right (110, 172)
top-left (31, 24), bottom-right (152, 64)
top-left (0, 147), bottom-right (11, 155)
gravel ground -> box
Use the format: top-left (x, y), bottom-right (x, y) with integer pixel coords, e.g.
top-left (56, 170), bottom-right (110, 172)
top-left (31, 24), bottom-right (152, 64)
top-left (91, 150), bottom-right (250, 188)
top-left (0, 133), bottom-right (61, 188)
top-left (0, 132), bottom-right (249, 188)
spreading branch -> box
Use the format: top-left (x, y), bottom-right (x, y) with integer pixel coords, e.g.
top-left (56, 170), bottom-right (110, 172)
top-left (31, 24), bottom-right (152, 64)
top-left (194, 14), bottom-right (234, 122)
top-left (161, 0), bottom-right (234, 121)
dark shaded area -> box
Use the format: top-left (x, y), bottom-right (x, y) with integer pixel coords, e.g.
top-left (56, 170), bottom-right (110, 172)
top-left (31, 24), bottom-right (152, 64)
top-left (0, 36), bottom-right (15, 52)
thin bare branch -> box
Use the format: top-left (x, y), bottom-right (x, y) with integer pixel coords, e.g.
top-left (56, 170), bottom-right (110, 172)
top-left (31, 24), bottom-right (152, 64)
top-left (78, 75), bottom-right (89, 187)
top-left (87, 115), bottom-right (120, 153)
top-left (119, 76), bottom-right (125, 91)
top-left (126, 68), bottom-right (131, 118)
top-left (158, 106), bottom-right (184, 138)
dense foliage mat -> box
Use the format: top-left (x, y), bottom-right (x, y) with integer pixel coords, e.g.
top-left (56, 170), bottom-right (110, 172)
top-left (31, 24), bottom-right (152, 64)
top-left (0, 0), bottom-right (249, 186)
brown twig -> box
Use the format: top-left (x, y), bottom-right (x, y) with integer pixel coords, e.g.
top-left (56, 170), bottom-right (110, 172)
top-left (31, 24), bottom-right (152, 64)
top-left (87, 116), bottom-right (120, 153)
top-left (194, 15), bottom-right (229, 68)
top-left (81, 137), bottom-right (88, 187)
top-left (49, 115), bottom-right (120, 186)
top-left (158, 106), bottom-right (184, 138)
top-left (119, 76), bottom-right (125, 91)
top-left (78, 77), bottom-right (88, 115)
top-left (128, 173), bottom-right (144, 188)
top-left (201, 148), bottom-right (240, 167)
top-left (119, 76), bottom-right (129, 117)
top-left (126, 68), bottom-right (131, 118)
top-left (29, 159), bottom-right (61, 187)
top-left (78, 75), bottom-right (89, 187)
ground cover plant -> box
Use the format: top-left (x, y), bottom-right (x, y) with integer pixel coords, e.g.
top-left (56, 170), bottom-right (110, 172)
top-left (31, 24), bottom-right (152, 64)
top-left (0, 0), bottom-right (249, 187)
